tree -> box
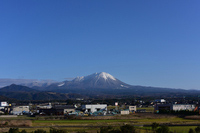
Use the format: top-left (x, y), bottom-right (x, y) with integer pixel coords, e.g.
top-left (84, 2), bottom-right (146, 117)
top-left (8, 128), bottom-right (19, 133)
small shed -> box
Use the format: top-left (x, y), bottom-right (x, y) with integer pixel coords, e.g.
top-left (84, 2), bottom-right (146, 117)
top-left (121, 110), bottom-right (129, 115)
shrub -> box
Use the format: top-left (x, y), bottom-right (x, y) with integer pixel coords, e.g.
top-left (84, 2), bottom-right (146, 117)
top-left (20, 130), bottom-right (27, 133)
top-left (50, 127), bottom-right (66, 133)
top-left (156, 125), bottom-right (169, 133)
top-left (151, 122), bottom-right (159, 131)
top-left (76, 131), bottom-right (87, 133)
top-left (99, 125), bottom-right (135, 133)
top-left (120, 124), bottom-right (136, 133)
top-left (100, 126), bottom-right (113, 133)
top-left (32, 129), bottom-right (46, 133)
top-left (188, 128), bottom-right (195, 133)
top-left (4, 121), bottom-right (9, 126)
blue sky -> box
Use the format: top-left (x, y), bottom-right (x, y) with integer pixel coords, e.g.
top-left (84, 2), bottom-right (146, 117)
top-left (1, 0), bottom-right (200, 89)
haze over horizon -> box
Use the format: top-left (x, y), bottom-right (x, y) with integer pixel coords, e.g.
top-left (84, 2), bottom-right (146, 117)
top-left (1, 1), bottom-right (200, 90)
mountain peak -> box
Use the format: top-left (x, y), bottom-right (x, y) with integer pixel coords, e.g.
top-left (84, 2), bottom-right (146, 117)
top-left (96, 72), bottom-right (116, 81)
top-left (72, 72), bottom-right (116, 82)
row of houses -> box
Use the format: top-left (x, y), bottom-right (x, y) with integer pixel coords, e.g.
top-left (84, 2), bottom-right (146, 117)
top-left (0, 101), bottom-right (137, 116)
top-left (38, 104), bottom-right (137, 116)
top-left (2, 98), bottom-right (199, 116)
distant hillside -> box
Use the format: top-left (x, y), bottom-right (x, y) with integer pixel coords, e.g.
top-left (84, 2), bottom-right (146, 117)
top-left (0, 95), bottom-right (16, 102)
top-left (0, 84), bottom-right (38, 92)
top-left (0, 84), bottom-right (84, 100)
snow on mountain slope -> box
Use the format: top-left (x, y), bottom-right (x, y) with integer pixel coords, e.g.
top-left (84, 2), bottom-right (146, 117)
top-left (73, 72), bottom-right (115, 82)
top-left (98, 72), bottom-right (116, 81)
top-left (58, 82), bottom-right (65, 87)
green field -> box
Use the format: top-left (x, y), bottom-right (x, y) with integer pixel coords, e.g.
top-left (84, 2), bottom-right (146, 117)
top-left (30, 116), bottom-right (200, 133)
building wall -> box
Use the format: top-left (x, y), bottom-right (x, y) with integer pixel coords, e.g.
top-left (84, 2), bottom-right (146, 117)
top-left (64, 109), bottom-right (75, 114)
top-left (154, 104), bottom-right (172, 112)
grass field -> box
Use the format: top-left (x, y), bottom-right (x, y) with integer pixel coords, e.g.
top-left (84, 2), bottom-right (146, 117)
top-left (32, 117), bottom-right (200, 126)
top-left (3, 125), bottom-right (198, 133)
top-left (32, 117), bottom-right (197, 125)
top-left (169, 126), bottom-right (196, 133)
top-left (1, 112), bottom-right (200, 132)
top-left (137, 107), bottom-right (154, 112)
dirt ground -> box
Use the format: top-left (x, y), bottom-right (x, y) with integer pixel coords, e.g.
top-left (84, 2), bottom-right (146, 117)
top-left (0, 120), bottom-right (32, 127)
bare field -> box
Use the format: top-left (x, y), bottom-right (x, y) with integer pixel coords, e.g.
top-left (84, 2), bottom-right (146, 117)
top-left (0, 120), bottom-right (32, 127)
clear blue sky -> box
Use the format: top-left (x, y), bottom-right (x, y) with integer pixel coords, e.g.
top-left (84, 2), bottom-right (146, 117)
top-left (1, 0), bottom-right (200, 89)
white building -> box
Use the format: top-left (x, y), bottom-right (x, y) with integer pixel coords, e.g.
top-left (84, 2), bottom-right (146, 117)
top-left (121, 110), bottom-right (129, 115)
top-left (11, 106), bottom-right (30, 115)
top-left (129, 106), bottom-right (136, 112)
top-left (0, 102), bottom-right (9, 107)
top-left (172, 104), bottom-right (196, 111)
top-left (37, 103), bottom-right (52, 109)
top-left (155, 99), bottom-right (166, 103)
top-left (82, 104), bottom-right (107, 114)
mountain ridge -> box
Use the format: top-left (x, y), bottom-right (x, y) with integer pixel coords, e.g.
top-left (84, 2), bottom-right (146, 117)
top-left (0, 84), bottom-right (83, 100)
top-left (1, 72), bottom-right (200, 100)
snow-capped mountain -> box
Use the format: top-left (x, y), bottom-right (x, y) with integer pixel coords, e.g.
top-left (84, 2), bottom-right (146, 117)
top-left (46, 72), bottom-right (131, 90)
top-left (70, 72), bottom-right (130, 89)
top-left (1, 72), bottom-right (196, 99)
